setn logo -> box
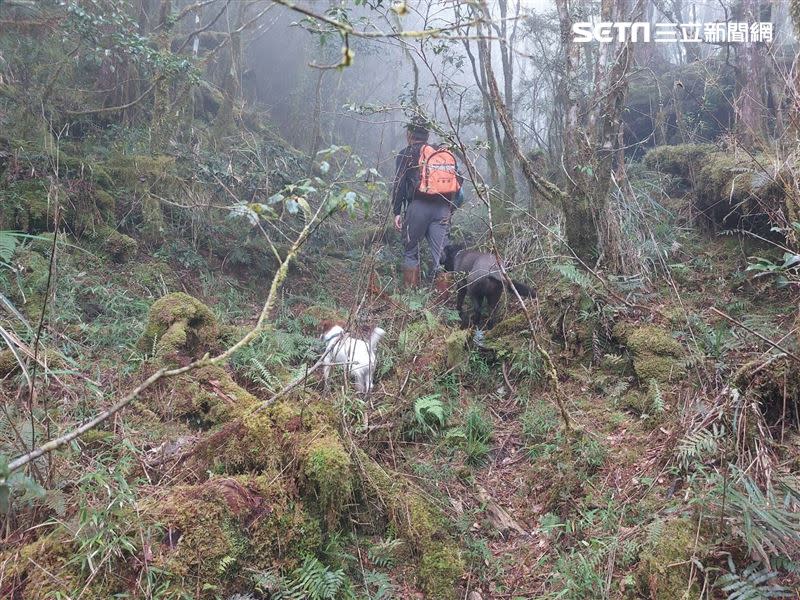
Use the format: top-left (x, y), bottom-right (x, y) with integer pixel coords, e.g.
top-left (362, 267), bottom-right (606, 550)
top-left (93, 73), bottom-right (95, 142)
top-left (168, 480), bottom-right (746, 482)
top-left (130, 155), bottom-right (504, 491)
top-left (571, 22), bottom-right (650, 43)
top-left (572, 21), bottom-right (774, 43)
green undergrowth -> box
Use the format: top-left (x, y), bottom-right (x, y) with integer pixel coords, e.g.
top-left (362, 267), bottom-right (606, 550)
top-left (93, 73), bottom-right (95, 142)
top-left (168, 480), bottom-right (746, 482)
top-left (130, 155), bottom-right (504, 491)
top-left (2, 118), bottom-right (799, 600)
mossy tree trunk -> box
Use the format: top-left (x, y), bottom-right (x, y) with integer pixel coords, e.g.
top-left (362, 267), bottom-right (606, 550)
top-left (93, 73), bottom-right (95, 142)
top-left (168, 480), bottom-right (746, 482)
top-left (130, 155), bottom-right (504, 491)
top-left (475, 21), bottom-right (567, 236)
top-left (497, 0), bottom-right (518, 206)
top-left (555, 0), bottom-right (641, 269)
top-left (475, 12), bottom-right (509, 223)
top-left (556, 0), bottom-right (598, 264)
top-left (734, 0), bottom-right (766, 146)
top-left (306, 69), bottom-right (325, 175)
top-left (150, 0), bottom-right (172, 152)
top-left (212, 2), bottom-right (243, 138)
top-left (482, 0), bottom-right (518, 208)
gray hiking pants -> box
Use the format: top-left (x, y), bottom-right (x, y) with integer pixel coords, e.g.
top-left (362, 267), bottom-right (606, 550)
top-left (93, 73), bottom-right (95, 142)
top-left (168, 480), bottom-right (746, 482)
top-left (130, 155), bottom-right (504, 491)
top-left (403, 197), bottom-right (451, 277)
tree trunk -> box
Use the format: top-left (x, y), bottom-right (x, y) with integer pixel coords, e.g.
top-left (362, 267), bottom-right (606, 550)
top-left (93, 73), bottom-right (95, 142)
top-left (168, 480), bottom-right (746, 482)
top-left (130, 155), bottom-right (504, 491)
top-left (475, 35), bottom-right (565, 211)
top-left (555, 0), bottom-right (640, 268)
top-left (150, 0), bottom-right (172, 152)
top-left (212, 1), bottom-right (243, 138)
top-left (494, 0), bottom-right (516, 205)
top-left (555, 0), bottom-right (598, 264)
top-left (307, 69), bottom-right (325, 175)
top-left (734, 0), bottom-right (765, 146)
top-left (463, 37), bottom-right (499, 186)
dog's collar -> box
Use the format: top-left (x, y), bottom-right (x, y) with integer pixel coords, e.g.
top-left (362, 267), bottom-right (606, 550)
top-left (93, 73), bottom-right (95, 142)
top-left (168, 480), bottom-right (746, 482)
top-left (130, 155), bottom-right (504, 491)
top-left (323, 329), bottom-right (344, 343)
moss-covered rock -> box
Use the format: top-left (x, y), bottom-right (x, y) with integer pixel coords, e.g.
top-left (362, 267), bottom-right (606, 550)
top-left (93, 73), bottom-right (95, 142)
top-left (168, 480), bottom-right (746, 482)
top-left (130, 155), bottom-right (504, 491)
top-left (137, 292), bottom-right (219, 359)
top-left (154, 365), bottom-right (257, 428)
top-left (58, 154), bottom-right (114, 189)
top-left (130, 260), bottom-right (179, 292)
top-left (0, 178), bottom-right (49, 231)
top-left (643, 144), bottom-right (716, 180)
top-left (149, 475), bottom-right (321, 597)
top-left (616, 324), bottom-right (685, 384)
top-left (619, 381), bottom-right (666, 428)
top-left (356, 449), bottom-right (464, 596)
top-left (0, 349), bottom-right (19, 378)
top-left (445, 328), bottom-right (470, 369)
top-left (484, 313), bottom-right (533, 356)
top-left (303, 434), bottom-right (353, 528)
top-left (357, 449), bottom-right (443, 546)
top-left (6, 247), bottom-right (50, 319)
top-left (396, 320), bottom-right (452, 381)
top-left (106, 154), bottom-right (178, 189)
top-left (696, 152), bottom-right (788, 233)
top-left (105, 154), bottom-right (177, 243)
top-left (192, 410), bottom-right (278, 474)
top-left (1, 177), bottom-right (117, 236)
top-left (636, 517), bottom-right (705, 600)
top-left (0, 533), bottom-right (85, 599)
top-left (105, 230), bottom-right (138, 263)
top-left (88, 226), bottom-right (138, 263)
top-left (736, 355), bottom-right (800, 430)
top-left (644, 142), bottom-right (794, 235)
top-left (418, 542), bottom-right (465, 599)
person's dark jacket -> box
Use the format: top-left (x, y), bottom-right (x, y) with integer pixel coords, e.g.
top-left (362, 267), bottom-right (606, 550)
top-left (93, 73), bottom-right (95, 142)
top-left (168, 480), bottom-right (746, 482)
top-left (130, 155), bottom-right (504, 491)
top-left (391, 142), bottom-right (425, 217)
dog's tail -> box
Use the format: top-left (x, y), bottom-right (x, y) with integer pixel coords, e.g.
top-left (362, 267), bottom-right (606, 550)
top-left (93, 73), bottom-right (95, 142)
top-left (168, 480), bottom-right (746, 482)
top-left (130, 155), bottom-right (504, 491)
top-left (370, 327), bottom-right (386, 348)
top-left (504, 279), bottom-right (536, 298)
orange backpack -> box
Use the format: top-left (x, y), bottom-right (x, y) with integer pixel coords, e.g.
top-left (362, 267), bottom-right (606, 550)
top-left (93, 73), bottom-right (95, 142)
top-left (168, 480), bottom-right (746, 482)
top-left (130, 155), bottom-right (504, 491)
top-left (416, 145), bottom-right (461, 196)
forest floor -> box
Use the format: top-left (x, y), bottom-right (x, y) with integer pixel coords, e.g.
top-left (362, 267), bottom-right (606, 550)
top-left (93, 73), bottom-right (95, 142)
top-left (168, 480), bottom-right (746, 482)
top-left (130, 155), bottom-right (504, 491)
top-left (1, 145), bottom-right (798, 599)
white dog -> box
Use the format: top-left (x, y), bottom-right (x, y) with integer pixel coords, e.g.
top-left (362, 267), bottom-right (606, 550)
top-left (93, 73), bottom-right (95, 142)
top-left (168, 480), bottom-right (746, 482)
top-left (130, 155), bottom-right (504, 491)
top-left (321, 325), bottom-right (385, 394)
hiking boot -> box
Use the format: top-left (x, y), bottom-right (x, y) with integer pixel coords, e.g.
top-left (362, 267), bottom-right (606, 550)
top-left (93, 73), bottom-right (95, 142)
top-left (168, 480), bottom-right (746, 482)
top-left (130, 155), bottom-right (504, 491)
top-left (402, 266), bottom-right (420, 289)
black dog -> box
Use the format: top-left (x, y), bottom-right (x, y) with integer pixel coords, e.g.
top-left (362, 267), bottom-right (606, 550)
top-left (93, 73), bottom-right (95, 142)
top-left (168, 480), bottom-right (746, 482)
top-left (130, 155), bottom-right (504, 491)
top-left (441, 244), bottom-right (536, 328)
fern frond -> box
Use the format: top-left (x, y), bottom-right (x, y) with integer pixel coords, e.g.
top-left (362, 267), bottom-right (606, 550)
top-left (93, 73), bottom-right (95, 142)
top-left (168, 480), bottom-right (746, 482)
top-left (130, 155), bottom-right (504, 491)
top-left (551, 263), bottom-right (595, 291)
top-left (414, 394), bottom-right (446, 433)
top-left (676, 424), bottom-right (725, 472)
top-left (645, 518), bottom-right (664, 548)
top-left (218, 554), bottom-right (237, 576)
top-left (648, 379), bottom-right (664, 414)
top-left (367, 538), bottom-right (403, 568)
top-left (0, 230), bottom-right (19, 267)
top-left (717, 556), bottom-right (793, 599)
top-left (278, 555), bottom-right (353, 600)
top-left (712, 469), bottom-right (800, 560)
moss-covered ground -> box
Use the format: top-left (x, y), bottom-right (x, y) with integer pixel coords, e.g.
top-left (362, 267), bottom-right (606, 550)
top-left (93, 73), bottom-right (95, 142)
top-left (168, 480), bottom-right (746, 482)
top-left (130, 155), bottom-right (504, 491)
top-left (1, 129), bottom-right (798, 600)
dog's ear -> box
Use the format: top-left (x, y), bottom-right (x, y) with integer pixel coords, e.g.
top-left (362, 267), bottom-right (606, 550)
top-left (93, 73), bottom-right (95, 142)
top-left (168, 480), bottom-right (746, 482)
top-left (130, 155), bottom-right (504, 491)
top-left (319, 320), bottom-right (345, 339)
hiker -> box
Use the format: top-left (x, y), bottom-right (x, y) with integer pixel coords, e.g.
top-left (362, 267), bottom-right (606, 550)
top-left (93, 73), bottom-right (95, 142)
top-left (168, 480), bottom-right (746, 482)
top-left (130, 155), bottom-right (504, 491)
top-left (392, 119), bottom-right (464, 289)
